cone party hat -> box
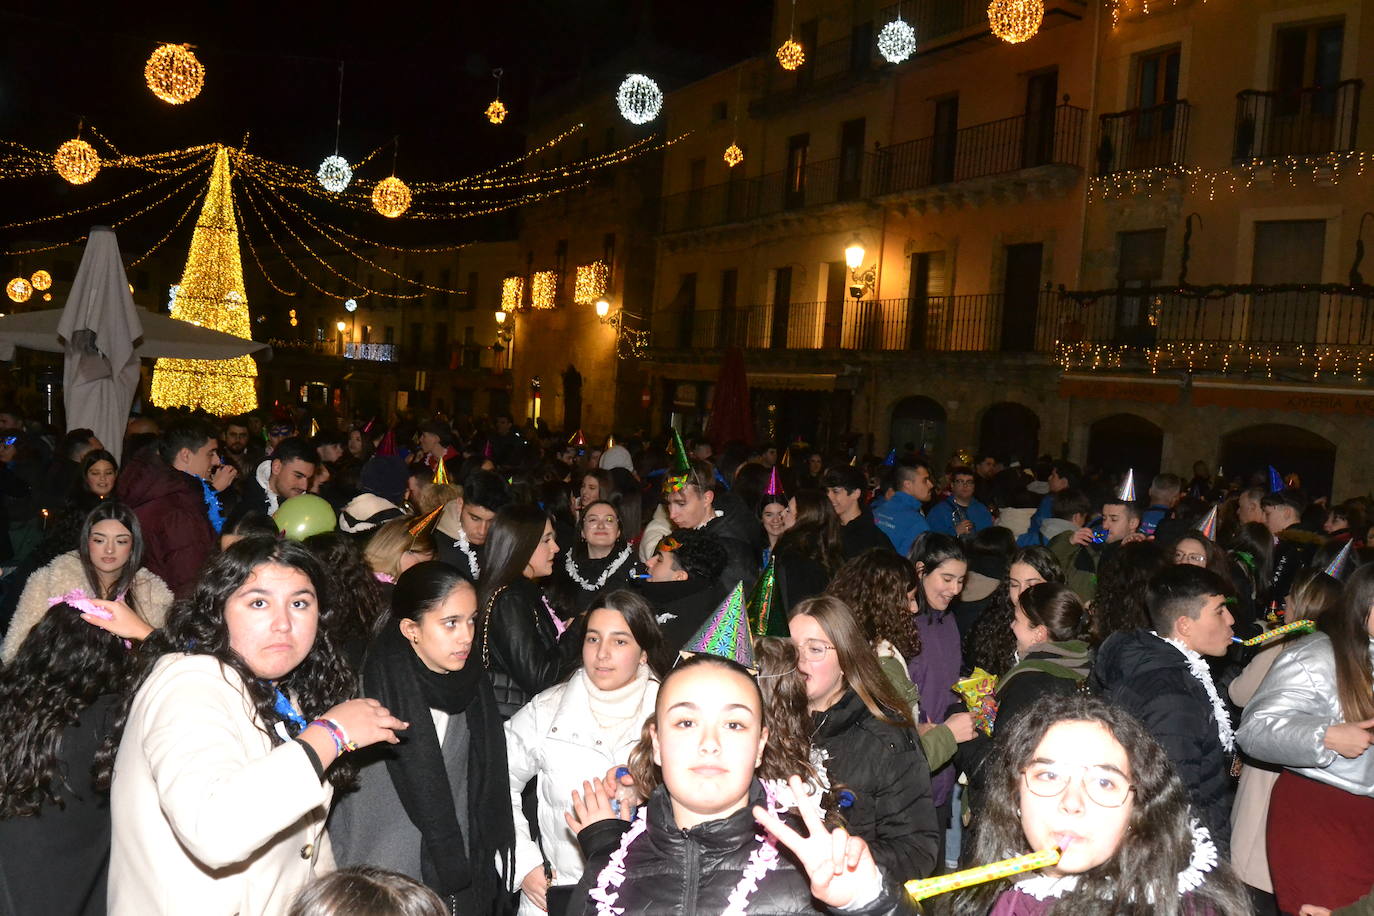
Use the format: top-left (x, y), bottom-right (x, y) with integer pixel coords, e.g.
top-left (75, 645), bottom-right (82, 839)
top-left (1194, 504), bottom-right (1218, 540)
top-left (680, 582), bottom-right (755, 671)
top-left (1325, 540), bottom-right (1353, 580)
top-left (746, 559), bottom-right (787, 637)
top-left (1116, 469), bottom-right (1136, 502)
top-left (765, 466), bottom-right (782, 497)
top-left (883, 448), bottom-right (897, 466)
top-left (664, 428), bottom-right (692, 493)
top-left (432, 455), bottom-right (450, 486)
top-left (1268, 466), bottom-right (1284, 493)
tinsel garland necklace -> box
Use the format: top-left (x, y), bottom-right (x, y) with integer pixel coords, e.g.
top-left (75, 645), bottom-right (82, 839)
top-left (453, 527), bottom-right (480, 577)
top-left (564, 545), bottom-right (633, 591)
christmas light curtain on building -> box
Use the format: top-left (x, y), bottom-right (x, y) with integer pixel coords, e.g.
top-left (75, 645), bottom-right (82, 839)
top-left (150, 146), bottom-right (258, 414)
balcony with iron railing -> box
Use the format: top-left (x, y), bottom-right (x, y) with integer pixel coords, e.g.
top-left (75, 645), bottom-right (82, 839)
top-left (1097, 99), bottom-right (1191, 174)
top-left (1233, 79), bottom-right (1362, 161)
top-left (649, 292), bottom-right (1068, 356)
top-left (661, 103), bottom-right (1085, 233)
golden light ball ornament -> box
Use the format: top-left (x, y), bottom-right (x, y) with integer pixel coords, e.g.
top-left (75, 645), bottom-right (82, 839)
top-left (144, 43), bottom-right (205, 105)
top-left (29, 270), bottom-right (52, 291)
top-left (776, 38), bottom-right (805, 70)
top-left (6, 278), bottom-right (32, 304)
top-left (371, 176), bottom-right (412, 218)
top-left (723, 143), bottom-right (744, 168)
top-left (53, 138), bottom-right (101, 185)
top-left (486, 99), bottom-right (507, 125)
top-left (987, 0), bottom-right (1044, 43)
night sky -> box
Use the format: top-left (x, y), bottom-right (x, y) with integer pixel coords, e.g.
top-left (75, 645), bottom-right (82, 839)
top-left (0, 0), bottom-right (773, 252)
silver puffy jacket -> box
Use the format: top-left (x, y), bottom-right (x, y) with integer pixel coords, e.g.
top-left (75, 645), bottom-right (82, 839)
top-left (1236, 633), bottom-right (1374, 797)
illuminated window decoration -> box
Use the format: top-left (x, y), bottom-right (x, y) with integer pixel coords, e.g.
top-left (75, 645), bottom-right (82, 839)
top-left (530, 270), bottom-right (557, 309)
top-left (987, 0), bottom-right (1044, 43)
top-left (344, 298), bottom-right (358, 312)
top-left (6, 278), bottom-right (32, 303)
top-left (53, 138), bottom-right (101, 185)
top-left (574, 261), bottom-right (609, 304)
top-left (776, 39), bottom-right (805, 70)
top-left (487, 68), bottom-right (507, 124)
top-left (616, 74), bottom-right (663, 125)
top-left (144, 43), bottom-right (205, 105)
top-left (371, 175), bottom-right (412, 218)
top-left (316, 155), bottom-right (352, 193)
top-left (877, 15), bottom-right (917, 63)
top-left (29, 270), bottom-right (51, 291)
top-left (723, 143), bottom-right (744, 168)
top-left (501, 276), bottom-right (524, 310)
top-left (150, 146), bottom-right (258, 415)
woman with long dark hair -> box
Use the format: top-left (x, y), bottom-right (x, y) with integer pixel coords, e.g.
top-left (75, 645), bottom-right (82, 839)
top-left (1089, 540), bottom-right (1169, 645)
top-left (477, 503), bottom-right (565, 719)
top-left (27, 448), bottom-right (119, 566)
top-left (789, 595), bottom-right (940, 882)
top-left (504, 589), bottom-right (666, 913)
top-left (1229, 521), bottom-right (1275, 621)
top-left (2, 501), bottom-right (173, 663)
top-left (329, 561), bottom-right (515, 914)
top-left (772, 488), bottom-right (844, 611)
top-left (1237, 563), bottom-right (1374, 913)
top-left (101, 537), bottom-right (407, 915)
top-left (966, 545), bottom-right (1065, 677)
top-left (0, 601), bottom-right (133, 914)
top-left (548, 499), bottom-right (636, 617)
top-left (304, 530), bottom-right (389, 668)
top-left (948, 693), bottom-right (1251, 916)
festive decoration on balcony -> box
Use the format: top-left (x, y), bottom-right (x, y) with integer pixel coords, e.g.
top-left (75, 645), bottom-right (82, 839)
top-left (530, 270), bottom-right (557, 308)
top-left (1090, 151), bottom-right (1371, 202)
top-left (316, 155), bottom-right (353, 193)
top-left (53, 137), bottom-right (100, 185)
top-left (486, 69), bottom-right (507, 124)
top-left (371, 175), bottom-right (412, 218)
top-left (723, 142), bottom-right (744, 167)
top-left (145, 43), bottom-right (205, 105)
top-left (616, 73), bottom-right (663, 125)
top-left (777, 0), bottom-right (805, 70)
top-left (574, 260), bottom-right (609, 304)
top-left (6, 277), bottom-right (32, 303)
top-left (501, 276), bottom-right (524, 311)
top-left (987, 0), bottom-right (1044, 44)
top-left (29, 270), bottom-right (51, 291)
top-left (878, 14), bottom-right (918, 64)
top-left (151, 146), bottom-right (258, 415)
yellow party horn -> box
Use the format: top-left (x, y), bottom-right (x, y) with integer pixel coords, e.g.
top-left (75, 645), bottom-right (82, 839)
top-left (1234, 618), bottom-right (1316, 647)
top-left (905, 848), bottom-right (1061, 901)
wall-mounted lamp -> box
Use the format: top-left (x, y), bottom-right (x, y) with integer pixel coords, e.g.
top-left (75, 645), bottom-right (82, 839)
top-left (844, 235), bottom-right (877, 299)
top-left (594, 299), bottom-right (649, 358)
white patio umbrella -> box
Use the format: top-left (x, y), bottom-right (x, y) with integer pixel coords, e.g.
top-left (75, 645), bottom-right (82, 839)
top-left (0, 227), bottom-right (270, 462)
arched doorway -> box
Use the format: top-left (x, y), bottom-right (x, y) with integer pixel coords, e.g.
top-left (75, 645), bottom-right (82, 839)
top-left (889, 395), bottom-right (947, 457)
top-left (978, 402), bottom-right (1040, 464)
top-left (1087, 413), bottom-right (1164, 484)
top-left (1220, 424), bottom-right (1336, 498)
top-left (561, 365), bottom-right (583, 434)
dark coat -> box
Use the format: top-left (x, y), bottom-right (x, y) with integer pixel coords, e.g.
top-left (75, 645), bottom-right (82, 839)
top-left (571, 782), bottom-right (920, 916)
top-left (1091, 629), bottom-right (1234, 856)
top-left (481, 578), bottom-right (564, 719)
top-left (0, 694), bottom-right (118, 916)
top-left (703, 491), bottom-right (763, 592)
top-left (811, 690), bottom-right (940, 883)
top-left (774, 545), bottom-right (832, 616)
top-left (115, 447), bottom-right (215, 595)
top-left (435, 536), bottom-right (482, 583)
top-left (839, 512), bottom-right (894, 559)
top-left (634, 577), bottom-right (731, 655)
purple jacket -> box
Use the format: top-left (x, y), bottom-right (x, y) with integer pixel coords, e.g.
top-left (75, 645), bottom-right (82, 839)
top-left (909, 608), bottom-right (962, 806)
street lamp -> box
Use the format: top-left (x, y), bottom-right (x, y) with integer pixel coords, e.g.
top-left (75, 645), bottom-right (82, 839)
top-left (595, 299), bottom-right (649, 359)
top-left (844, 235), bottom-right (876, 299)
top-left (335, 320), bottom-right (346, 332)
top-left (595, 298), bottom-right (610, 319)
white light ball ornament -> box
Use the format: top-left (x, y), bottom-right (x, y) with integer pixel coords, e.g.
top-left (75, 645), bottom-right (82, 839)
top-left (616, 74), bottom-right (663, 125)
top-left (877, 16), bottom-right (917, 64)
top-left (344, 298), bottom-right (358, 312)
top-left (317, 155), bottom-right (353, 192)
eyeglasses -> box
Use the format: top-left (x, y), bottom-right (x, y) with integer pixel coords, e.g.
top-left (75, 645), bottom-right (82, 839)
top-left (1022, 763), bottom-right (1135, 808)
top-left (794, 639), bottom-right (836, 661)
top-left (1174, 552), bottom-right (1207, 565)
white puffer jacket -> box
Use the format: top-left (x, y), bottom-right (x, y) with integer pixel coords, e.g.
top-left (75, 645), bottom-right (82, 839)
top-left (503, 668), bottom-right (658, 914)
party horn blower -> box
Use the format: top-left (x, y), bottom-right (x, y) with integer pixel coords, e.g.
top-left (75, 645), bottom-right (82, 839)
top-left (905, 848), bottom-right (1061, 901)
top-left (1234, 619), bottom-right (1316, 647)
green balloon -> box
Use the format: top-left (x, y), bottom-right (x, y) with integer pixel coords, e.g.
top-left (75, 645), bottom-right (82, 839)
top-left (274, 494), bottom-right (336, 541)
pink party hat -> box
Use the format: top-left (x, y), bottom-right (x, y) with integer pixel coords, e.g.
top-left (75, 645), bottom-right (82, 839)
top-left (765, 467), bottom-right (782, 497)
top-left (680, 582), bottom-right (755, 671)
top-left (483, 439), bottom-right (495, 459)
top-left (1116, 469), bottom-right (1136, 502)
top-left (1195, 505), bottom-right (1218, 540)
top-left (1325, 540), bottom-right (1353, 580)
top-left (376, 428), bottom-right (398, 457)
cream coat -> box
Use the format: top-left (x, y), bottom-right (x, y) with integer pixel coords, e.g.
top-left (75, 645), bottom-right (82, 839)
top-left (1228, 642), bottom-right (1283, 893)
top-left (503, 669), bottom-right (658, 915)
top-left (1, 551), bottom-right (174, 663)
top-left (108, 654), bottom-right (334, 915)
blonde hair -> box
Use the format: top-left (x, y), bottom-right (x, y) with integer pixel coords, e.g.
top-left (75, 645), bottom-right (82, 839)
top-left (416, 482), bottom-right (460, 517)
top-left (363, 518), bottom-right (435, 579)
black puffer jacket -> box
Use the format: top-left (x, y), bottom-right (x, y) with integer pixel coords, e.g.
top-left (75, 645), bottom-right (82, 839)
top-left (812, 689), bottom-right (939, 884)
top-left (571, 782), bottom-right (919, 915)
top-left (704, 490), bottom-right (764, 592)
top-left (480, 578), bottom-right (563, 719)
top-left (1091, 629), bottom-right (1234, 856)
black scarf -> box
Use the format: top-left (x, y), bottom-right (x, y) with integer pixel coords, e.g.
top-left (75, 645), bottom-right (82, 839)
top-left (362, 620), bottom-right (514, 913)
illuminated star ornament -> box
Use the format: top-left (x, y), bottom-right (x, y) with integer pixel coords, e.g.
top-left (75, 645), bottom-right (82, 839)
top-left (144, 43), bottom-right (205, 105)
top-left (878, 15), bottom-right (917, 63)
top-left (723, 143), bottom-right (744, 168)
top-left (616, 73), bottom-right (663, 125)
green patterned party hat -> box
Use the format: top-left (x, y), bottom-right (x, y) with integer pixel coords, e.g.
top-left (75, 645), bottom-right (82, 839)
top-left (680, 581), bottom-right (755, 671)
top-left (746, 559), bottom-right (787, 638)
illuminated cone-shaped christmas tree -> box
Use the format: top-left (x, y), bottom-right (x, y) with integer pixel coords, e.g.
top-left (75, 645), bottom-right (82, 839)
top-left (150, 145), bottom-right (258, 414)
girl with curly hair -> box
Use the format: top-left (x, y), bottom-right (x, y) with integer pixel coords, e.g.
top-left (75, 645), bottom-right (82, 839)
top-left (0, 599), bottom-right (133, 914)
top-left (966, 546), bottom-right (1065, 677)
top-left (100, 536), bottom-right (408, 916)
top-left (1089, 540), bottom-right (1168, 645)
top-left (304, 530), bottom-right (389, 668)
top-left (949, 693), bottom-right (1251, 916)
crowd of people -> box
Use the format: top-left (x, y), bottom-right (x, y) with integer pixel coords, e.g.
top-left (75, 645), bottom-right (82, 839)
top-left (0, 401), bottom-right (1370, 916)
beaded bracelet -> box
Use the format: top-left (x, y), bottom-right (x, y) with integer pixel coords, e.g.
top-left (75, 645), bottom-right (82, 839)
top-left (308, 718), bottom-right (358, 755)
